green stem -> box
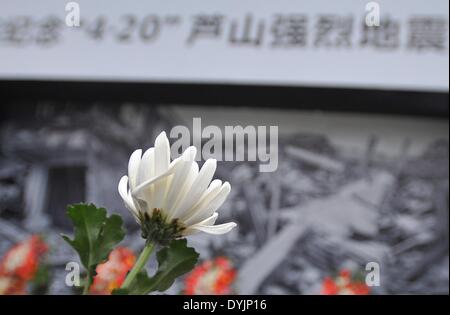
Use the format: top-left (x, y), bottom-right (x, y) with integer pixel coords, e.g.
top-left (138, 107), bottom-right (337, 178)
top-left (121, 241), bottom-right (155, 289)
top-left (82, 275), bottom-right (91, 295)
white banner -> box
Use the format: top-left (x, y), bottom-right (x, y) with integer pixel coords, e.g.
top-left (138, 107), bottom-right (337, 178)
top-left (0, 0), bottom-right (448, 91)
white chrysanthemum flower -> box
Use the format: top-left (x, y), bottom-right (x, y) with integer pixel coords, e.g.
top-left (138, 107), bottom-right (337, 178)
top-left (118, 131), bottom-right (236, 244)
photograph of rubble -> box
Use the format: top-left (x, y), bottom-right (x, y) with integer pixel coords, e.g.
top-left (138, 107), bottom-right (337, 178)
top-left (0, 103), bottom-right (448, 295)
top-left (0, 0), bottom-right (448, 302)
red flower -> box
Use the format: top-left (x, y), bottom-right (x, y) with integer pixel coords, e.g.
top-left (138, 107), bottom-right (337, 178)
top-left (321, 269), bottom-right (370, 295)
top-left (0, 276), bottom-right (27, 295)
top-left (321, 277), bottom-right (339, 295)
top-left (0, 235), bottom-right (48, 295)
top-left (184, 256), bottom-right (236, 295)
top-left (0, 235), bottom-right (48, 281)
top-left (90, 247), bottom-right (136, 295)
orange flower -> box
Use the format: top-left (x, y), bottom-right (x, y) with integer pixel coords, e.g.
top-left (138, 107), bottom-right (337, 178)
top-left (321, 277), bottom-right (339, 295)
top-left (184, 256), bottom-right (236, 295)
top-left (0, 276), bottom-right (26, 295)
top-left (90, 247), bottom-right (136, 295)
top-left (321, 269), bottom-right (370, 295)
top-left (0, 235), bottom-right (48, 295)
top-left (0, 235), bottom-right (48, 281)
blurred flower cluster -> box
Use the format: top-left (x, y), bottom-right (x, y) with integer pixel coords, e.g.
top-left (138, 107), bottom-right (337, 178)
top-left (321, 269), bottom-right (370, 295)
top-left (0, 235), bottom-right (48, 295)
top-left (90, 247), bottom-right (136, 294)
top-left (184, 256), bottom-right (236, 295)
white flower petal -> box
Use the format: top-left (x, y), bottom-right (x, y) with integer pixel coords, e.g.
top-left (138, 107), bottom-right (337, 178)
top-left (153, 131), bottom-right (171, 209)
top-left (174, 159), bottom-right (217, 219)
top-left (137, 148), bottom-right (155, 186)
top-left (165, 147), bottom-right (197, 218)
top-left (135, 148), bottom-right (155, 210)
top-left (194, 179), bottom-right (223, 209)
top-left (132, 165), bottom-right (176, 197)
top-left (154, 131), bottom-right (170, 175)
top-left (118, 175), bottom-right (132, 207)
top-left (118, 175), bottom-right (139, 220)
top-left (183, 181), bottom-right (231, 225)
top-left (128, 191), bottom-right (142, 223)
top-left (128, 149), bottom-right (142, 190)
top-left (188, 222), bottom-right (237, 235)
top-left (195, 212), bottom-right (219, 226)
top-left (182, 179), bottom-right (222, 225)
top-left (167, 161), bottom-right (199, 219)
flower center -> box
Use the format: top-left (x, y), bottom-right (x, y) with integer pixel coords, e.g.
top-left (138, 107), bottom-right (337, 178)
top-left (139, 209), bottom-right (186, 246)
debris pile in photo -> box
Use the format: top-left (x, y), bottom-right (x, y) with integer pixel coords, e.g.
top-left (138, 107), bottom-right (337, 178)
top-left (0, 103), bottom-right (448, 294)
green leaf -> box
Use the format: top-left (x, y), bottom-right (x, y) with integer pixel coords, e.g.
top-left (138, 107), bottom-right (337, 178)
top-left (122, 270), bottom-right (153, 295)
top-left (61, 203), bottom-right (126, 287)
top-left (30, 264), bottom-right (50, 295)
top-left (111, 288), bottom-right (130, 295)
top-left (150, 239), bottom-right (199, 292)
top-left (125, 239), bottom-right (199, 295)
